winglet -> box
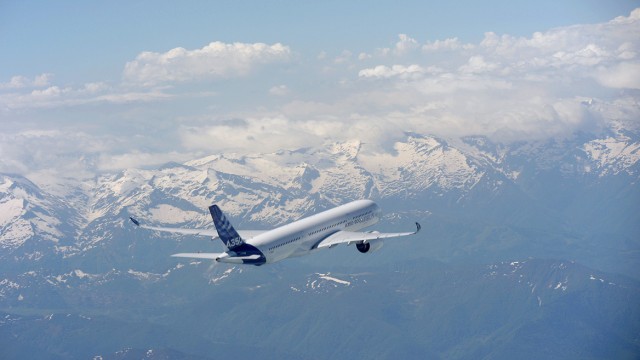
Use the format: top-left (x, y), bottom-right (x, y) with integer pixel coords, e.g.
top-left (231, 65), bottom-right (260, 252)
top-left (130, 217), bottom-right (140, 226)
top-left (415, 222), bottom-right (421, 233)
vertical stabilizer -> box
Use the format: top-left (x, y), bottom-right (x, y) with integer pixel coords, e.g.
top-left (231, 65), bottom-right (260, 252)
top-left (209, 205), bottom-right (244, 250)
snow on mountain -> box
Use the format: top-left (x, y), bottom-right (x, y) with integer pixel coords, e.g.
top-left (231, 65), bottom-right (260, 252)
top-left (0, 129), bottom-right (638, 280)
top-left (290, 272), bottom-right (360, 294)
top-left (583, 136), bottom-right (640, 176)
top-left (482, 259), bottom-right (624, 307)
top-left (360, 134), bottom-right (485, 197)
top-left (0, 175), bottom-right (79, 254)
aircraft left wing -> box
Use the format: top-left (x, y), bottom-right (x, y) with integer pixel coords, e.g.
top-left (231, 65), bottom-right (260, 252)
top-left (129, 217), bottom-right (266, 239)
top-left (315, 222), bottom-right (421, 249)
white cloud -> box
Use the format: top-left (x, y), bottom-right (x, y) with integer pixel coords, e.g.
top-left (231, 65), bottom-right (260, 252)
top-left (422, 37), bottom-right (474, 52)
top-left (180, 116), bottom-right (314, 153)
top-left (347, 8), bottom-right (640, 144)
top-left (551, 44), bottom-right (611, 67)
top-left (0, 73), bottom-right (53, 89)
top-left (90, 90), bottom-right (173, 104)
top-left (458, 56), bottom-right (500, 74)
top-left (269, 85), bottom-right (289, 96)
top-left (0, 130), bottom-right (101, 178)
top-left (0, 84), bottom-right (171, 110)
top-left (123, 41), bottom-right (292, 86)
top-left (358, 65), bottom-right (426, 79)
top-left (474, 9), bottom-right (640, 75)
top-left (616, 42), bottom-right (637, 60)
top-left (349, 69), bottom-right (594, 141)
top-left (2, 76), bottom-right (28, 89)
top-left (394, 34), bottom-right (419, 55)
top-left (594, 62), bottom-right (640, 89)
top-left (82, 82), bottom-right (110, 94)
top-left (33, 73), bottom-right (53, 87)
top-left (3, 9), bottom-right (640, 181)
top-left (334, 50), bottom-right (353, 64)
top-left (178, 113), bottom-right (406, 156)
top-left (97, 151), bottom-right (192, 171)
top-left (612, 7), bottom-right (640, 24)
top-left (0, 128), bottom-right (193, 180)
top-left (370, 34), bottom-right (420, 58)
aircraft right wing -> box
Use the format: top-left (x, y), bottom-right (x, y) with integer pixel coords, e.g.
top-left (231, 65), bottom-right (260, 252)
top-left (129, 217), bottom-right (266, 240)
top-left (315, 222), bottom-right (421, 249)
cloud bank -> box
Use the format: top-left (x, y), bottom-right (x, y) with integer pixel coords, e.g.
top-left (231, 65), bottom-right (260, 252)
top-left (349, 8), bottom-right (640, 142)
top-left (123, 41), bottom-right (292, 86)
top-left (1, 9), bottom-right (639, 180)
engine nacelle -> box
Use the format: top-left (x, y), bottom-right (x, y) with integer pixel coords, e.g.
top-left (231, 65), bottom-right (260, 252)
top-left (356, 239), bottom-right (384, 254)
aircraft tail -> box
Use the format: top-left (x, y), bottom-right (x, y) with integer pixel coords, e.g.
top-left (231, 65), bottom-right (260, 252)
top-left (209, 205), bottom-right (245, 250)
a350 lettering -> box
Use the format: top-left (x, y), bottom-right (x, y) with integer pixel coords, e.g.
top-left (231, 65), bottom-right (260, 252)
top-left (228, 237), bottom-right (243, 247)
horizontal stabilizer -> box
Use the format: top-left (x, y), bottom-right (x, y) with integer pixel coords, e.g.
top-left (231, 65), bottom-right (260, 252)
top-left (171, 252), bottom-right (262, 264)
top-left (171, 253), bottom-right (224, 260)
top-left (227, 254), bottom-right (262, 261)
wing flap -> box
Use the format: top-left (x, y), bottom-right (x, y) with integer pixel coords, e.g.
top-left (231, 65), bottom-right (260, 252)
top-left (316, 222), bottom-right (421, 249)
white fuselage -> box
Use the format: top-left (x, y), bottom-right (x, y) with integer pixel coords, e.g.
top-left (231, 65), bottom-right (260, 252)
top-left (249, 199), bottom-right (381, 264)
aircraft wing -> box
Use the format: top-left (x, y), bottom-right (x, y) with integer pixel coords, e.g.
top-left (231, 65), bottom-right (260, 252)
top-left (129, 217), bottom-right (266, 239)
top-left (315, 222), bottom-right (421, 249)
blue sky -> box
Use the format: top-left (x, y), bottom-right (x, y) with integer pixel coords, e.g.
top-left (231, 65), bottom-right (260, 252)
top-left (1, 1), bottom-right (639, 183)
top-left (2, 0), bottom-right (636, 81)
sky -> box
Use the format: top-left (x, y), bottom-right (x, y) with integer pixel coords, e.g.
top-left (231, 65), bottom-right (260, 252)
top-left (1, 0), bottom-right (639, 183)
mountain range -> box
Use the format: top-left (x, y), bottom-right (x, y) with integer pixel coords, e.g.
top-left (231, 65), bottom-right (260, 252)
top-left (0, 116), bottom-right (639, 359)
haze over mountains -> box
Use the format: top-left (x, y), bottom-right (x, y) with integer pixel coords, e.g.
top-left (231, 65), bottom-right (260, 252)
top-left (1, 115), bottom-right (639, 358)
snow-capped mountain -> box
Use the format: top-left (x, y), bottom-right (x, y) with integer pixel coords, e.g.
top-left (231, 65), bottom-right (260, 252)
top-left (1, 128), bottom-right (638, 277)
top-left (0, 127), bottom-right (638, 359)
top-left (0, 174), bottom-right (81, 263)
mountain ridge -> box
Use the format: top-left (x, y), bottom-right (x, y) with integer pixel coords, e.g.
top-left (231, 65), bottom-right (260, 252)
top-left (1, 129), bottom-right (638, 276)
top-left (0, 127), bottom-right (638, 358)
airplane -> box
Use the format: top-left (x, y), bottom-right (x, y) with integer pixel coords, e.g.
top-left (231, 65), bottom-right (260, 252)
top-left (129, 199), bottom-right (420, 266)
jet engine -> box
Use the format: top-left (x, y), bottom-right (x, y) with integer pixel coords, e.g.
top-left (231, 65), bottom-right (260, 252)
top-left (356, 239), bottom-right (384, 253)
